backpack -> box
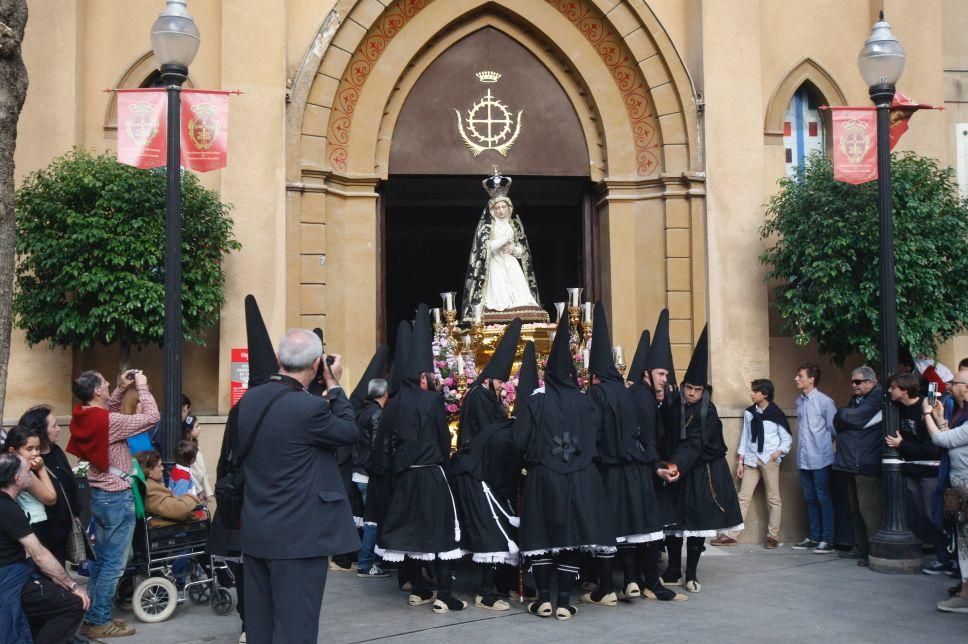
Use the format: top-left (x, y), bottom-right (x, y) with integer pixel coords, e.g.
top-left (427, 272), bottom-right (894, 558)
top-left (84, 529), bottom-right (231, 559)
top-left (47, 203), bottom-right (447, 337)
top-left (214, 388), bottom-right (294, 529)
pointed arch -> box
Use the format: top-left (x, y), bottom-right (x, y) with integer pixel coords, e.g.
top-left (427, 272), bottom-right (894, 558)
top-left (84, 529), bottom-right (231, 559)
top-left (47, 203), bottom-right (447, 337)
top-left (103, 50), bottom-right (195, 133)
top-left (764, 58), bottom-right (847, 144)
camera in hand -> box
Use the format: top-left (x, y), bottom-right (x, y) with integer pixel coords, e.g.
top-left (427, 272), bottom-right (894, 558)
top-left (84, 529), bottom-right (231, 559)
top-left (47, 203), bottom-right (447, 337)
top-left (326, 355), bottom-right (335, 366)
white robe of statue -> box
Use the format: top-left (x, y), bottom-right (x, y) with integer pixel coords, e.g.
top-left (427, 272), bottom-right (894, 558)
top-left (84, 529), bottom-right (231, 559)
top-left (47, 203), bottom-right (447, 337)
top-left (483, 210), bottom-right (539, 311)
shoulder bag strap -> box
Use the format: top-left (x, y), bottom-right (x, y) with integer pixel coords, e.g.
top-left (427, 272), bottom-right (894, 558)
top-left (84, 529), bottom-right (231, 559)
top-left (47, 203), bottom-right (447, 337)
top-left (232, 388), bottom-right (297, 467)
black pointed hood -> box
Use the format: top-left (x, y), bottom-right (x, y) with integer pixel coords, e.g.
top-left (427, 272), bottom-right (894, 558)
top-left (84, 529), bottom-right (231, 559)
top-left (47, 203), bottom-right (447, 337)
top-left (513, 341), bottom-right (539, 416)
top-left (477, 318), bottom-right (523, 383)
top-left (643, 309), bottom-right (675, 379)
top-left (682, 324), bottom-right (709, 388)
top-left (546, 308), bottom-right (578, 390)
top-left (588, 301), bottom-right (622, 383)
top-left (404, 304), bottom-right (434, 387)
top-left (245, 294), bottom-right (277, 387)
top-left (388, 321), bottom-right (411, 396)
top-left (626, 330), bottom-right (651, 384)
top-left (350, 344), bottom-right (389, 411)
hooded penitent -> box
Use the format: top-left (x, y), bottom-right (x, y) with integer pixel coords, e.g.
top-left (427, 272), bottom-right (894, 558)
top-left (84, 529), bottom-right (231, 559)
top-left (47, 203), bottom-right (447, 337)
top-left (387, 320), bottom-right (412, 397)
top-left (626, 330), bottom-right (651, 385)
top-left (458, 319), bottom-right (523, 450)
top-left (588, 301), bottom-right (649, 465)
top-left (476, 318), bottom-right (523, 384)
top-left (587, 301), bottom-right (622, 384)
top-left (642, 308), bottom-right (675, 382)
top-left (390, 304), bottom-right (449, 472)
top-left (349, 345), bottom-right (390, 412)
top-left (682, 325), bottom-right (709, 389)
top-left (545, 308), bottom-right (578, 391)
top-left (245, 294), bottom-right (278, 387)
top-left (513, 340), bottom-right (539, 416)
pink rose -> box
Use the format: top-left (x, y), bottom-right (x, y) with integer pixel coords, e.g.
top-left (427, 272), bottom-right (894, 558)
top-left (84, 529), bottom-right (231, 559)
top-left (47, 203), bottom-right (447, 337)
top-left (446, 404), bottom-right (459, 413)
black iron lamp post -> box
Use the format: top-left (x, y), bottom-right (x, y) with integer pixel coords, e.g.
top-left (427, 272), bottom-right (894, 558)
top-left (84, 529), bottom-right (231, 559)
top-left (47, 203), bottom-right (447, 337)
top-left (150, 0), bottom-right (200, 461)
top-left (858, 14), bottom-right (922, 574)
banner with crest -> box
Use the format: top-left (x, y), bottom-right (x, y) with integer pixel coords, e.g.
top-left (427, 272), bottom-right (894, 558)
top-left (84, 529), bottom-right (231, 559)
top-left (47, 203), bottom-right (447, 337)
top-left (115, 89), bottom-right (231, 172)
top-left (181, 90), bottom-right (230, 172)
top-left (117, 89), bottom-right (167, 169)
top-left (828, 107), bottom-right (878, 185)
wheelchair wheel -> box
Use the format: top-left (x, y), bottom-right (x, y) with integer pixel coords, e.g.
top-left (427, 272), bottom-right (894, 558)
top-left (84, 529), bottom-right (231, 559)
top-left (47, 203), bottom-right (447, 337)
top-left (133, 577), bottom-right (178, 623)
top-left (188, 583), bottom-right (212, 604)
top-left (212, 587), bottom-right (234, 615)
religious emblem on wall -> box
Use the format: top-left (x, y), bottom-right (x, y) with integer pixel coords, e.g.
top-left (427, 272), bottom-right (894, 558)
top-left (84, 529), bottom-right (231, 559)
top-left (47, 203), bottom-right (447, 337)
top-left (454, 71), bottom-right (523, 157)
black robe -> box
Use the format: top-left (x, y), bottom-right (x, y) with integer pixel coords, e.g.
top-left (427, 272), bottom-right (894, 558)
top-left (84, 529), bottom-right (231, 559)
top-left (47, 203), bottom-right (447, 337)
top-left (512, 389), bottom-right (616, 553)
top-left (589, 382), bottom-right (667, 541)
top-left (377, 386), bottom-right (462, 560)
top-left (627, 383), bottom-right (677, 529)
top-left (663, 392), bottom-right (743, 534)
top-left (451, 383), bottom-right (520, 560)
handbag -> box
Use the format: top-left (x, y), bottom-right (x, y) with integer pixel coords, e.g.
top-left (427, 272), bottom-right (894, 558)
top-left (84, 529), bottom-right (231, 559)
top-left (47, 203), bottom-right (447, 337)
top-left (51, 467), bottom-right (95, 564)
top-left (215, 387), bottom-right (296, 530)
top-left (942, 487), bottom-right (968, 523)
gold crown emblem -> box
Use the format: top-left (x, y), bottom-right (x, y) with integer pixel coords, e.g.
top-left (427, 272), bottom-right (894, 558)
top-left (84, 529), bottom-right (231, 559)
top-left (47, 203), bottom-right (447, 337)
top-left (128, 101), bottom-right (159, 115)
top-left (476, 70), bottom-right (501, 84)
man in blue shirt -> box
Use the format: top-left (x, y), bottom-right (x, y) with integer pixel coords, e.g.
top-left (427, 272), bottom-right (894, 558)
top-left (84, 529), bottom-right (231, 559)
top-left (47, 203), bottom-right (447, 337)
top-left (793, 364), bottom-right (838, 553)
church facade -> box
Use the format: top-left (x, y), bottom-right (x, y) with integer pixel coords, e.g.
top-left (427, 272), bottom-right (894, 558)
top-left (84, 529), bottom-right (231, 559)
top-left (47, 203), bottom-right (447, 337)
top-left (9, 1), bottom-right (968, 541)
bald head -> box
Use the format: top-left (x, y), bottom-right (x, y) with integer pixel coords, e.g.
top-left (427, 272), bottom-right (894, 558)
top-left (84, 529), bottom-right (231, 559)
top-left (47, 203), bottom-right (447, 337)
top-left (277, 328), bottom-right (323, 372)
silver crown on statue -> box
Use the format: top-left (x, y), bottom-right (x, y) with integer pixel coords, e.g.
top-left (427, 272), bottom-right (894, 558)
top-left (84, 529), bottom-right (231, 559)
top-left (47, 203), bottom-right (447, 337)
top-left (482, 166), bottom-right (512, 199)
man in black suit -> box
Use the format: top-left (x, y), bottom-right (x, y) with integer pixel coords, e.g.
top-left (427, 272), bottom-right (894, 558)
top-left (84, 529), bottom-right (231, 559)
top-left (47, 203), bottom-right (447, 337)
top-left (238, 328), bottom-right (359, 644)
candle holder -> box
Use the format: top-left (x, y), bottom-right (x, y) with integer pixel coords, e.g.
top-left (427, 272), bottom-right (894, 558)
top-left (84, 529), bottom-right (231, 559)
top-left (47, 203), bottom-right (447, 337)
top-left (612, 345), bottom-right (625, 377)
top-left (440, 291), bottom-right (456, 312)
top-left (581, 302), bottom-right (593, 324)
top-left (432, 307), bottom-right (443, 333)
top-left (554, 301), bottom-right (566, 322)
top-left (566, 287), bottom-right (583, 308)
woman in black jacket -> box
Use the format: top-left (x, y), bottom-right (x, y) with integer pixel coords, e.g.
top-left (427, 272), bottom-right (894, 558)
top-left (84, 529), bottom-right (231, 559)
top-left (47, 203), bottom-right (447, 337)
top-left (23, 405), bottom-right (78, 566)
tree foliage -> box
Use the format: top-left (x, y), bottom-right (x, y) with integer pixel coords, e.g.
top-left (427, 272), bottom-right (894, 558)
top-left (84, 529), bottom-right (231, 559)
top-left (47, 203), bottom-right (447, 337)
top-left (760, 151), bottom-right (968, 366)
top-left (14, 149), bottom-right (240, 355)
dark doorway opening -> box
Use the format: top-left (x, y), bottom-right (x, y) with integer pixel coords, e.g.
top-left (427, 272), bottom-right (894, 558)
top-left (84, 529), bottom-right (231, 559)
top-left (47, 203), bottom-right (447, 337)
top-left (382, 175), bottom-right (592, 348)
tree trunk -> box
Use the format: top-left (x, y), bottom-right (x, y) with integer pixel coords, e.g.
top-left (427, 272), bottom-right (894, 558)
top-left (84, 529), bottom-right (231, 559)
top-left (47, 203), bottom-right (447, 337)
top-left (0, 1), bottom-right (28, 423)
top-left (119, 339), bottom-right (132, 375)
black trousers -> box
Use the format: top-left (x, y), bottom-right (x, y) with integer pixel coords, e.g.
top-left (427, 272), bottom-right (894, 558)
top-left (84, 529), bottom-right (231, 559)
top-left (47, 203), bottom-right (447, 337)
top-left (21, 575), bottom-right (84, 644)
top-left (244, 555), bottom-right (328, 644)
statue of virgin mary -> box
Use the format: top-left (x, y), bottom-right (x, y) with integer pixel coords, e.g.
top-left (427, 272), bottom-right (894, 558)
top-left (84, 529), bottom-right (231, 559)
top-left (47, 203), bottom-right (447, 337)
top-left (461, 171), bottom-right (542, 321)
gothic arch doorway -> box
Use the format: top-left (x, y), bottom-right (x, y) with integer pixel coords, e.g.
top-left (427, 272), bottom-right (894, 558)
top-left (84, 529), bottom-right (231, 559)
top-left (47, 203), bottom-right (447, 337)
top-left (381, 26), bottom-right (596, 341)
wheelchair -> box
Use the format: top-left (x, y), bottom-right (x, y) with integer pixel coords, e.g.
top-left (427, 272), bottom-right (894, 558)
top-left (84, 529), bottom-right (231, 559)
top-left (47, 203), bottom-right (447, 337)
top-left (116, 504), bottom-right (236, 623)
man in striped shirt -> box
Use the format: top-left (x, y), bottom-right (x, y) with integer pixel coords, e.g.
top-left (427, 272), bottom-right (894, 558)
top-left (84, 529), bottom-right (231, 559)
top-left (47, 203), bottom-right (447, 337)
top-left (69, 369), bottom-right (160, 639)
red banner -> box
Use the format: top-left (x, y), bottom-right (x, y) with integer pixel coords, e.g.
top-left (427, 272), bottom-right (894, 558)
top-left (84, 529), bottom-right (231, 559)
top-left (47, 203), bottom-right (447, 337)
top-left (181, 90), bottom-right (229, 172)
top-left (116, 89), bottom-right (167, 169)
top-left (230, 347), bottom-right (249, 407)
top-left (889, 92), bottom-right (944, 149)
top-left (830, 107), bottom-right (877, 185)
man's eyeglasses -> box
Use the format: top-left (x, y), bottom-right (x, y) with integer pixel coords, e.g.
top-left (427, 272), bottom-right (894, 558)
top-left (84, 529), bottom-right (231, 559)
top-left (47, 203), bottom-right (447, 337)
top-left (851, 379), bottom-right (872, 385)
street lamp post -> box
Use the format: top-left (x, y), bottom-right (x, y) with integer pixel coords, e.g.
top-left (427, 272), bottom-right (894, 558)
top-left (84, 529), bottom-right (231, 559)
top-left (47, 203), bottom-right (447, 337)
top-left (858, 14), bottom-right (922, 574)
top-left (150, 0), bottom-right (200, 461)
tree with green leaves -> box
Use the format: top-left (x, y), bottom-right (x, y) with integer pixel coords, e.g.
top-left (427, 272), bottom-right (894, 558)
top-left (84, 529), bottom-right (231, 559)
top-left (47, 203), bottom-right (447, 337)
top-left (14, 148), bottom-right (240, 370)
top-left (760, 151), bottom-right (968, 366)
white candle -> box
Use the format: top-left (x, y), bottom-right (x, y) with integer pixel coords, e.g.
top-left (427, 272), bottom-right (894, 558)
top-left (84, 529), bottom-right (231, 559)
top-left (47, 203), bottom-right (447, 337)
top-left (582, 302), bottom-right (593, 323)
top-left (612, 345), bottom-right (623, 364)
top-left (432, 308), bottom-right (442, 324)
top-left (582, 348), bottom-right (590, 369)
top-left (456, 354), bottom-right (464, 376)
top-left (554, 302), bottom-right (566, 321)
top-left (567, 287), bottom-right (583, 307)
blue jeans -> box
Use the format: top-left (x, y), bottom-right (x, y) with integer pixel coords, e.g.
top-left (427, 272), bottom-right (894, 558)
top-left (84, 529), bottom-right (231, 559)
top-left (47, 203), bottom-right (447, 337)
top-left (85, 488), bottom-right (136, 626)
top-left (799, 467), bottom-right (834, 543)
top-left (355, 482), bottom-right (378, 571)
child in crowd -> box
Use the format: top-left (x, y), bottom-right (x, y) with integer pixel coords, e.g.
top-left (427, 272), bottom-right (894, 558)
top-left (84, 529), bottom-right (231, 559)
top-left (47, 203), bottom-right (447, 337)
top-left (169, 440), bottom-right (200, 498)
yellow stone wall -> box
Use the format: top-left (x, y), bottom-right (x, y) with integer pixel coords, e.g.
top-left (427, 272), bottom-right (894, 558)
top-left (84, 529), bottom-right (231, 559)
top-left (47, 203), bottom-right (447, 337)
top-left (9, 0), bottom-right (967, 544)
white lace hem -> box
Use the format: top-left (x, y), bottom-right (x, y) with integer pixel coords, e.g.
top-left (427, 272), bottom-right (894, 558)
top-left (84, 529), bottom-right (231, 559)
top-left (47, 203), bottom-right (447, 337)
top-left (521, 544), bottom-right (618, 557)
top-left (353, 515), bottom-right (364, 529)
top-left (616, 531), bottom-right (666, 544)
top-left (375, 546), bottom-right (467, 562)
top-left (665, 523), bottom-right (745, 538)
top-left (471, 551), bottom-right (519, 565)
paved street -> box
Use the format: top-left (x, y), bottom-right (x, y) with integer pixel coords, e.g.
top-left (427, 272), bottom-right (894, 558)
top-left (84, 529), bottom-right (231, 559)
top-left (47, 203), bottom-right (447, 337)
top-left (95, 546), bottom-right (967, 643)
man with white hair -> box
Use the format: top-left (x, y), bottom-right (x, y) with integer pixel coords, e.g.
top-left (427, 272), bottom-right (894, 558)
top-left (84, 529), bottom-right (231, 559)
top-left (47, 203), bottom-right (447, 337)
top-left (236, 327), bottom-right (359, 644)
top-left (0, 453), bottom-right (89, 643)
